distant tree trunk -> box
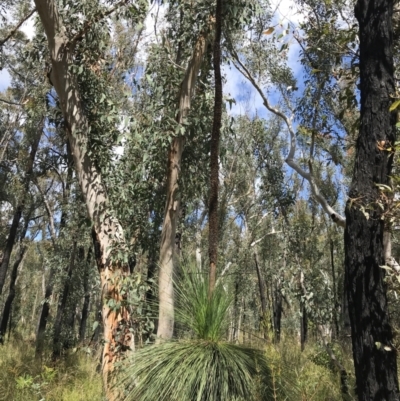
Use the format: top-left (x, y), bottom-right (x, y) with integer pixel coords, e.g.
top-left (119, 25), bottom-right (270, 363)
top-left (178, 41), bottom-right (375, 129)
top-left (208, 0), bottom-right (223, 296)
top-left (52, 241), bottom-right (77, 358)
top-left (344, 0), bottom-right (400, 398)
top-left (35, 265), bottom-right (55, 358)
top-left (157, 30), bottom-right (209, 341)
top-left (300, 270), bottom-right (307, 351)
top-left (272, 279), bottom-right (282, 343)
top-left (79, 247), bottom-right (92, 342)
top-left (0, 126), bottom-right (41, 295)
top-left (232, 280), bottom-right (240, 343)
top-left (36, 142), bottom-right (73, 359)
top-left (254, 250), bottom-right (268, 340)
top-left (330, 240), bottom-right (339, 339)
top-left (0, 210), bottom-right (31, 342)
top-left (0, 245), bottom-right (27, 343)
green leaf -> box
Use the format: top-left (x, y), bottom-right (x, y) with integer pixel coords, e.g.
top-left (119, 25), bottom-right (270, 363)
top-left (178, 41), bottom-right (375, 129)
top-left (92, 321), bottom-right (99, 332)
top-left (389, 99), bottom-right (400, 111)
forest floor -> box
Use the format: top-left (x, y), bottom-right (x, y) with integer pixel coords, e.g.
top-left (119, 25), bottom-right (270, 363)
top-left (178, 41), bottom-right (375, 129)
top-left (0, 335), bottom-right (357, 401)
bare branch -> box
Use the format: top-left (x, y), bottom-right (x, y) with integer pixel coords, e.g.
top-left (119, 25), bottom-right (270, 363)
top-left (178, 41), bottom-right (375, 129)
top-left (0, 98), bottom-right (23, 106)
top-left (0, 8), bottom-right (37, 47)
top-left (230, 49), bottom-right (346, 228)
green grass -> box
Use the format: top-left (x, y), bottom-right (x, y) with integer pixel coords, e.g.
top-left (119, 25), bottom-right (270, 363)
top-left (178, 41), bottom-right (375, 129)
top-left (0, 338), bottom-right (104, 401)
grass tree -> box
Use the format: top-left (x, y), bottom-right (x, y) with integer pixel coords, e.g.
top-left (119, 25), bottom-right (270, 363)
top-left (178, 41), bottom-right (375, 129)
top-left (118, 265), bottom-right (294, 401)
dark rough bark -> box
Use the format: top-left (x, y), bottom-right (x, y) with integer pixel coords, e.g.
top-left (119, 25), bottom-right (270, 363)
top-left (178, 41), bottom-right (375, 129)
top-left (272, 279), bottom-right (282, 343)
top-left (0, 223), bottom-right (29, 337)
top-left (344, 0), bottom-right (399, 399)
top-left (0, 245), bottom-right (27, 343)
top-left (232, 280), bottom-right (240, 342)
top-left (208, 0), bottom-right (223, 295)
top-left (0, 207), bottom-right (23, 296)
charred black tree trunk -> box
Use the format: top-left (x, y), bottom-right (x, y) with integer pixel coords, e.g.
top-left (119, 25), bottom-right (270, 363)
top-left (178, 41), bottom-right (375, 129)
top-left (208, 0), bottom-right (223, 295)
top-left (272, 279), bottom-right (282, 343)
top-left (0, 127), bottom-right (41, 295)
top-left (0, 216), bottom-right (30, 342)
top-left (0, 235), bottom-right (28, 343)
top-left (344, 0), bottom-right (399, 399)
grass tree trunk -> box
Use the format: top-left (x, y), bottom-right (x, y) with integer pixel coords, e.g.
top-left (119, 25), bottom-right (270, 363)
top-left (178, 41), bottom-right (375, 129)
top-left (157, 31), bottom-right (209, 341)
top-left (34, 2), bottom-right (132, 397)
top-left (344, 0), bottom-right (400, 399)
top-left (208, 0), bottom-right (223, 296)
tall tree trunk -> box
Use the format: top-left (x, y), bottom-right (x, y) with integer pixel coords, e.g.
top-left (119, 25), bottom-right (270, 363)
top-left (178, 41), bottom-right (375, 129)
top-left (330, 240), bottom-right (339, 339)
top-left (344, 0), bottom-right (399, 399)
top-left (254, 250), bottom-right (268, 340)
top-left (0, 125), bottom-right (41, 295)
top-left (157, 31), bottom-right (209, 341)
top-left (208, 0), bottom-right (223, 296)
top-left (34, 3), bottom-right (133, 397)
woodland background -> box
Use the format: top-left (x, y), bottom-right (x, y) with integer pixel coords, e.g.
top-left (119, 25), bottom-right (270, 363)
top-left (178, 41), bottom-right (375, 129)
top-left (0, 0), bottom-right (399, 400)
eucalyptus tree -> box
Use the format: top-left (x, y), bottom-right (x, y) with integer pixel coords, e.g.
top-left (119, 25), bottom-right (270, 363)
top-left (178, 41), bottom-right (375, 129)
top-left (151, 0), bottom-right (215, 340)
top-left (32, 0), bottom-right (147, 397)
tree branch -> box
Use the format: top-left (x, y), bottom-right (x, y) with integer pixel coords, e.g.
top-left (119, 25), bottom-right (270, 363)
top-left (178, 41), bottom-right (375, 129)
top-left (0, 8), bottom-right (37, 47)
top-left (230, 48), bottom-right (346, 228)
top-left (0, 98), bottom-right (23, 106)
top-left (69, 0), bottom-right (130, 48)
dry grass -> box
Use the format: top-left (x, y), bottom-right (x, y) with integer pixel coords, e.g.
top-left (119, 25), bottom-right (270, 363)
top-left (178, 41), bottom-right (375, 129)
top-left (0, 338), bottom-right (104, 401)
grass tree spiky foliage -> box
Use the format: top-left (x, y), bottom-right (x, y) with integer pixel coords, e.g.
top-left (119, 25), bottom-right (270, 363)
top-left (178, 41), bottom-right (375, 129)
top-left (118, 266), bottom-right (294, 401)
